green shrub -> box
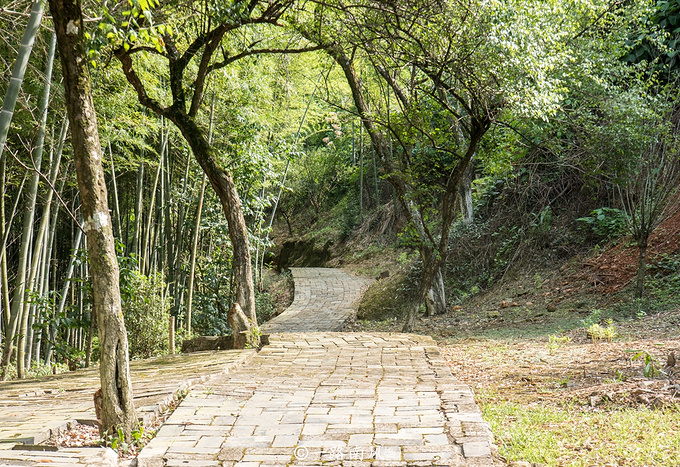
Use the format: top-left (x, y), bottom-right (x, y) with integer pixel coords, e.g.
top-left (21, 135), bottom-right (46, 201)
top-left (576, 207), bottom-right (627, 242)
top-left (122, 272), bottom-right (171, 359)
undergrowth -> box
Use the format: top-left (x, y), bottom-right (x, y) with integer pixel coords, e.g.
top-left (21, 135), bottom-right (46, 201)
top-left (482, 395), bottom-right (680, 466)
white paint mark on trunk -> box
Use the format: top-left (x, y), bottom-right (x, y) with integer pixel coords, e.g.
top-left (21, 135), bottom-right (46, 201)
top-left (66, 20), bottom-right (78, 36)
top-left (86, 211), bottom-right (109, 232)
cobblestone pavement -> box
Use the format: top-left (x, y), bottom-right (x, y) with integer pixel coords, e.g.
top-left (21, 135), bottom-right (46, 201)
top-left (1, 268), bottom-right (496, 466)
top-left (0, 350), bottom-right (254, 466)
top-left (261, 268), bottom-right (372, 333)
top-left (138, 333), bottom-right (496, 467)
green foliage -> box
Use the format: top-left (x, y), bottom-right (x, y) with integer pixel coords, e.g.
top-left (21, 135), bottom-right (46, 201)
top-left (32, 290), bottom-right (89, 368)
top-left (625, 0), bottom-right (680, 77)
top-left (576, 207), bottom-right (627, 242)
top-left (254, 289), bottom-right (276, 324)
top-left (586, 320), bottom-right (618, 342)
top-left (628, 349), bottom-right (666, 378)
top-left (648, 253), bottom-right (680, 302)
top-left (189, 243), bottom-right (233, 336)
top-left (121, 271), bottom-right (171, 359)
top-left (101, 423), bottom-right (148, 455)
top-left (547, 334), bottom-right (571, 354)
top-left (580, 309), bottom-right (604, 328)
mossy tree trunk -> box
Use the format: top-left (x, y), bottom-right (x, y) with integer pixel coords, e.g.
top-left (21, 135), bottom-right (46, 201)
top-left (48, 0), bottom-right (137, 438)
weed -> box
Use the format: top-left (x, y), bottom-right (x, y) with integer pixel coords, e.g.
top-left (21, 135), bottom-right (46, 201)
top-left (533, 273), bottom-right (544, 288)
top-left (557, 373), bottom-right (573, 388)
top-left (100, 424), bottom-right (148, 456)
top-left (547, 334), bottom-right (571, 354)
top-left (586, 319), bottom-right (618, 342)
top-left (604, 370), bottom-right (628, 384)
top-left (576, 207), bottom-right (627, 242)
top-left (627, 349), bottom-right (666, 378)
top-left (580, 309), bottom-right (603, 328)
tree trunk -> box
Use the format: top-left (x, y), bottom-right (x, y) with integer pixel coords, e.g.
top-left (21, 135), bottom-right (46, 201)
top-left (141, 144), bottom-right (163, 275)
top-left (131, 161), bottom-right (144, 257)
top-left (0, 156), bottom-right (8, 341)
top-left (459, 160), bottom-right (474, 224)
top-left (635, 242), bottom-right (647, 299)
top-left (0, 0), bottom-right (43, 161)
top-left (49, 0), bottom-right (137, 438)
top-left (167, 110), bottom-right (258, 345)
top-left (108, 142), bottom-right (122, 239)
top-left (186, 174), bottom-right (206, 334)
top-left (425, 267), bottom-right (446, 317)
top-left (1, 174), bottom-right (26, 343)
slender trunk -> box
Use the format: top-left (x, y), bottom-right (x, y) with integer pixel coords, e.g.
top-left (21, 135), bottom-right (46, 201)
top-left (635, 242), bottom-right (647, 299)
top-left (171, 154), bottom-right (191, 317)
top-left (186, 174), bottom-right (206, 333)
top-left (141, 137), bottom-right (164, 275)
top-left (49, 0), bottom-right (136, 437)
top-left (1, 174), bottom-right (27, 340)
top-left (85, 306), bottom-right (95, 367)
top-left (108, 141), bottom-right (122, 239)
top-left (0, 156), bottom-right (7, 340)
top-left (372, 147), bottom-right (380, 208)
top-left (163, 131), bottom-right (172, 287)
top-left (359, 140), bottom-right (364, 220)
top-left (131, 162), bottom-right (144, 257)
top-left (16, 31), bottom-right (57, 379)
top-left (0, 0), bottom-right (43, 161)
top-left (45, 223), bottom-right (82, 365)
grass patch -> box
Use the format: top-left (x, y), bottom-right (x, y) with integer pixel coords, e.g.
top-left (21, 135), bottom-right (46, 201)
top-left (482, 394), bottom-right (680, 466)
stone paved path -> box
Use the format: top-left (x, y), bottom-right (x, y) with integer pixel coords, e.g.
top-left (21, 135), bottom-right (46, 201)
top-left (138, 333), bottom-right (496, 467)
top-left (0, 350), bottom-right (254, 466)
top-left (138, 268), bottom-right (496, 466)
top-left (0, 268), bottom-right (496, 466)
top-left (261, 268), bottom-right (371, 333)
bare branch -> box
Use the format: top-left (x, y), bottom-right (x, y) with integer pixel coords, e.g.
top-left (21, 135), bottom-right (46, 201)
top-left (206, 44), bottom-right (325, 75)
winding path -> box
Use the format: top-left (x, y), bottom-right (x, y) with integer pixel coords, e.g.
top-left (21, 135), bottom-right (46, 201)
top-left (139, 268), bottom-right (497, 466)
top-left (0, 268), bottom-right (496, 466)
top-left (262, 267), bottom-right (372, 333)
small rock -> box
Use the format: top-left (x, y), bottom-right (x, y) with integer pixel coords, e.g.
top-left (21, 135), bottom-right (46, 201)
top-left (546, 303), bottom-right (557, 313)
top-left (375, 270), bottom-right (390, 280)
top-left (526, 301), bottom-right (533, 306)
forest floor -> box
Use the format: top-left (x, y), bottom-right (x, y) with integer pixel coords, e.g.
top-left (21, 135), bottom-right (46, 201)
top-left (343, 208), bottom-right (680, 466)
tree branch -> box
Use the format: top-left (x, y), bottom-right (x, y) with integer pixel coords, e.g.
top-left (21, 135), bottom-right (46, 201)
top-left (206, 44), bottom-right (326, 75)
top-left (114, 47), bottom-right (170, 117)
